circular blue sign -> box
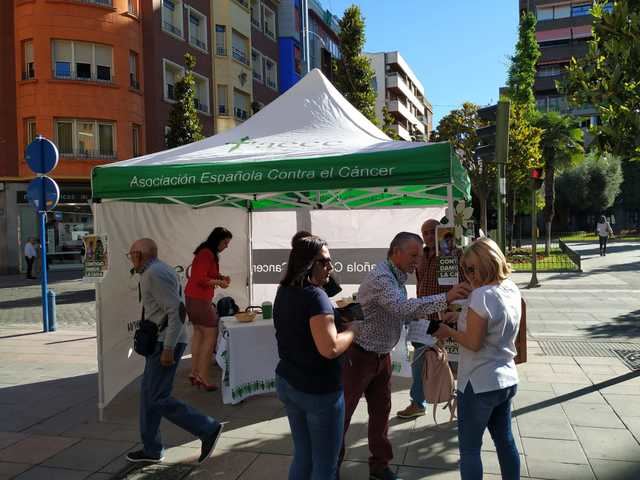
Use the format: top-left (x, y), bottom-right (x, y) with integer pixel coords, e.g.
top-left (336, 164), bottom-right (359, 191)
top-left (27, 176), bottom-right (60, 212)
top-left (25, 137), bottom-right (59, 174)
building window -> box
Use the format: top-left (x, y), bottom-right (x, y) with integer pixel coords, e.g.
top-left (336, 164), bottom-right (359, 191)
top-left (188, 7), bottom-right (207, 52)
top-left (52, 40), bottom-right (113, 83)
top-left (537, 64), bottom-right (566, 77)
top-left (250, 0), bottom-right (261, 28)
top-left (537, 5), bottom-right (571, 21)
top-left (192, 72), bottom-right (210, 113)
top-left (127, 0), bottom-right (140, 16)
top-left (129, 51), bottom-right (140, 89)
top-left (55, 119), bottom-right (116, 159)
top-left (132, 124), bottom-right (141, 157)
top-left (572, 3), bottom-right (592, 17)
top-left (232, 30), bottom-right (249, 66)
top-left (233, 89), bottom-right (250, 121)
top-left (215, 25), bottom-right (227, 56)
top-left (162, 0), bottom-right (184, 38)
top-left (262, 4), bottom-right (276, 39)
top-left (217, 84), bottom-right (228, 115)
top-left (23, 40), bottom-right (34, 80)
top-left (162, 59), bottom-right (184, 102)
top-left (25, 119), bottom-right (37, 147)
top-left (252, 49), bottom-right (263, 82)
top-left (263, 56), bottom-right (277, 90)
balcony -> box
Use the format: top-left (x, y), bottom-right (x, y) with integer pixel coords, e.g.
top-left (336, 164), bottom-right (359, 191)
top-left (163, 21), bottom-right (182, 38)
top-left (191, 37), bottom-right (206, 51)
top-left (59, 149), bottom-right (116, 160)
top-left (391, 123), bottom-right (411, 141)
top-left (234, 107), bottom-right (248, 121)
top-left (232, 47), bottom-right (250, 66)
top-left (216, 46), bottom-right (227, 57)
top-left (388, 99), bottom-right (421, 129)
top-left (387, 72), bottom-right (424, 112)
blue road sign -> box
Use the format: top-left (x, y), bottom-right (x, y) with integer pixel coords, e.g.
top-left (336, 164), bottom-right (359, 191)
top-left (25, 137), bottom-right (59, 174)
top-left (27, 176), bottom-right (60, 212)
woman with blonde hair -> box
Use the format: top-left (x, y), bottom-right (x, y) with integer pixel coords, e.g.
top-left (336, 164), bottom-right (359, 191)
top-left (433, 237), bottom-right (521, 480)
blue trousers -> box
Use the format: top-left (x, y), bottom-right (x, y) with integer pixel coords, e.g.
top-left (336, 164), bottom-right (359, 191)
top-left (276, 375), bottom-right (344, 480)
top-left (409, 342), bottom-right (427, 408)
top-left (457, 383), bottom-right (520, 480)
top-left (140, 342), bottom-right (219, 456)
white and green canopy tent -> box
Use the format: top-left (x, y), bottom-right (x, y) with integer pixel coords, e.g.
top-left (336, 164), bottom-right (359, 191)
top-left (91, 69), bottom-right (470, 415)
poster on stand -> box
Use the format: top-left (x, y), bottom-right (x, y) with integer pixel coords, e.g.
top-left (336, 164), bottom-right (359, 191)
top-left (83, 234), bottom-right (109, 280)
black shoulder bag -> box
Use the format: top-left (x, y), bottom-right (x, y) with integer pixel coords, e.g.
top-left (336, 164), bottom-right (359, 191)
top-left (133, 283), bottom-right (170, 357)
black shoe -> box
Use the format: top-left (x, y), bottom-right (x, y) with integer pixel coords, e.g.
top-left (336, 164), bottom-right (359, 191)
top-left (370, 467), bottom-right (400, 480)
top-left (199, 422), bottom-right (224, 463)
top-left (126, 449), bottom-right (164, 463)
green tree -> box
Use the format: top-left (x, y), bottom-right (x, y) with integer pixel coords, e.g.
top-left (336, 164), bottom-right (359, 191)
top-left (166, 53), bottom-right (204, 148)
top-left (507, 11), bottom-right (540, 114)
top-left (536, 112), bottom-right (584, 253)
top-left (381, 105), bottom-right (400, 139)
top-left (562, 0), bottom-right (640, 161)
top-left (333, 5), bottom-right (378, 124)
top-left (432, 102), bottom-right (494, 233)
top-left (556, 152), bottom-right (623, 218)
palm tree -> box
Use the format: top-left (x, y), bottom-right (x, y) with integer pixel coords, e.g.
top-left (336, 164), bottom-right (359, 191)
top-left (535, 112), bottom-right (584, 254)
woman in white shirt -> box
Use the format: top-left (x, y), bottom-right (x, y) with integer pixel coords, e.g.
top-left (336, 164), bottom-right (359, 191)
top-left (433, 238), bottom-right (521, 480)
top-left (596, 215), bottom-right (614, 256)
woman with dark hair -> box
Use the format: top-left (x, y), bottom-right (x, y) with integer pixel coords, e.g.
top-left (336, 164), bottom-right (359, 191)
top-left (274, 236), bottom-right (357, 480)
top-left (596, 215), bottom-right (614, 256)
top-left (185, 227), bottom-right (232, 391)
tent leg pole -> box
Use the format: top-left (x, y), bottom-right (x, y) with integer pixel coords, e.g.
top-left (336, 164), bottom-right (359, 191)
top-left (248, 211), bottom-right (253, 307)
top-left (447, 185), bottom-right (454, 224)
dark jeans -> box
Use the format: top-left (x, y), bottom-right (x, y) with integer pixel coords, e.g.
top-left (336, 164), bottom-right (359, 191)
top-left (276, 375), bottom-right (344, 480)
top-left (458, 383), bottom-right (520, 480)
top-left (140, 342), bottom-right (219, 456)
top-left (599, 235), bottom-right (608, 254)
top-left (340, 344), bottom-right (393, 475)
top-left (410, 342), bottom-right (426, 408)
top-left (25, 256), bottom-right (34, 278)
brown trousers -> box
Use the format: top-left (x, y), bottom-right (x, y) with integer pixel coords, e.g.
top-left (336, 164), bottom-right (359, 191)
top-left (340, 344), bottom-right (393, 474)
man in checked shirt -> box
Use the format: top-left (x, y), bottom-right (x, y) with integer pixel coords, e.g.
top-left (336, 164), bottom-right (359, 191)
top-left (396, 219), bottom-right (466, 420)
top-left (339, 232), bottom-right (471, 480)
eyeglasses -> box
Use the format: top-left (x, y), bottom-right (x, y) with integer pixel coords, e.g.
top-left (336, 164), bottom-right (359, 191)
top-left (314, 257), bottom-right (333, 267)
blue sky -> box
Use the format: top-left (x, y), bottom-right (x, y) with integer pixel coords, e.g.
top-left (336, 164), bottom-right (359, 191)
top-left (322, 1), bottom-right (520, 126)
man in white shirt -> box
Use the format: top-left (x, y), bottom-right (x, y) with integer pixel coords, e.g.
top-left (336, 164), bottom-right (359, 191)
top-left (24, 238), bottom-right (37, 280)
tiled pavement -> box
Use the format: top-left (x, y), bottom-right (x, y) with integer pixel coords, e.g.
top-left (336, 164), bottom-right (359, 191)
top-left (0, 326), bottom-right (639, 480)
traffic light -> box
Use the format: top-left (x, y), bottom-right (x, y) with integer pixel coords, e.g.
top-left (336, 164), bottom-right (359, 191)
top-left (531, 167), bottom-right (544, 189)
top-left (475, 105), bottom-right (497, 162)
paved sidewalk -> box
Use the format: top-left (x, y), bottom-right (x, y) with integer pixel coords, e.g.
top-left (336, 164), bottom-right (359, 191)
top-left (1, 325), bottom-right (639, 480)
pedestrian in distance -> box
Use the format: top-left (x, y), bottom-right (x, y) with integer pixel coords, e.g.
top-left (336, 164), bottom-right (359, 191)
top-left (24, 237), bottom-right (37, 279)
top-left (340, 232), bottom-right (471, 480)
top-left (184, 227), bottom-right (232, 391)
top-left (596, 215), bottom-right (614, 256)
top-left (126, 238), bottom-right (223, 464)
top-left (433, 238), bottom-right (522, 480)
top-left (274, 235), bottom-right (359, 480)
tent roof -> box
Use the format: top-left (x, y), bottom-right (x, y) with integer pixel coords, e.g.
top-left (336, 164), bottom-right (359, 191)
top-left (92, 69), bottom-right (470, 210)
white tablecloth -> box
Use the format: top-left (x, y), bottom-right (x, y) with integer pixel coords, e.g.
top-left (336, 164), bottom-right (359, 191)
top-left (215, 315), bottom-right (279, 405)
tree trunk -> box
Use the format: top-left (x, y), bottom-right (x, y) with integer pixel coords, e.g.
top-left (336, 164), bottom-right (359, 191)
top-left (543, 163), bottom-right (555, 256)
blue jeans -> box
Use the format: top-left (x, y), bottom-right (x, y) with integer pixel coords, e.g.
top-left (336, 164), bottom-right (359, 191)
top-left (409, 343), bottom-right (427, 408)
top-left (140, 342), bottom-right (219, 456)
top-left (457, 383), bottom-right (520, 480)
top-left (276, 375), bottom-right (344, 480)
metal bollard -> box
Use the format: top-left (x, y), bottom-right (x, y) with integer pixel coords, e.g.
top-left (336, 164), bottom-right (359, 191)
top-left (47, 290), bottom-right (57, 332)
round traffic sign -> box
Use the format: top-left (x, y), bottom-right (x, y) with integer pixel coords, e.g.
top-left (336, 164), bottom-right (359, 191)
top-left (27, 176), bottom-right (60, 212)
top-left (25, 137), bottom-right (59, 174)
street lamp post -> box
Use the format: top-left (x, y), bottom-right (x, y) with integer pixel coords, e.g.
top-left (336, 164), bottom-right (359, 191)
top-left (302, 0), bottom-right (311, 74)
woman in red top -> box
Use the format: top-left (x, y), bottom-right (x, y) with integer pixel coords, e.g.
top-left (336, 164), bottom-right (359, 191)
top-left (185, 227), bottom-right (232, 391)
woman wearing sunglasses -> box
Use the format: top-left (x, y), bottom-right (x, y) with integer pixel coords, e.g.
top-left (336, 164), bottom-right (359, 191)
top-left (432, 237), bottom-right (522, 480)
top-left (273, 235), bottom-right (358, 480)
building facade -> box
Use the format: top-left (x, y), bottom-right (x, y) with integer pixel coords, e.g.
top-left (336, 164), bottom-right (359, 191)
top-left (143, 0), bottom-right (214, 153)
top-left (366, 51), bottom-right (432, 142)
top-left (277, 0), bottom-right (339, 94)
top-left (251, 0), bottom-right (280, 110)
top-left (1, 0), bottom-right (146, 274)
top-left (211, 0), bottom-right (253, 133)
